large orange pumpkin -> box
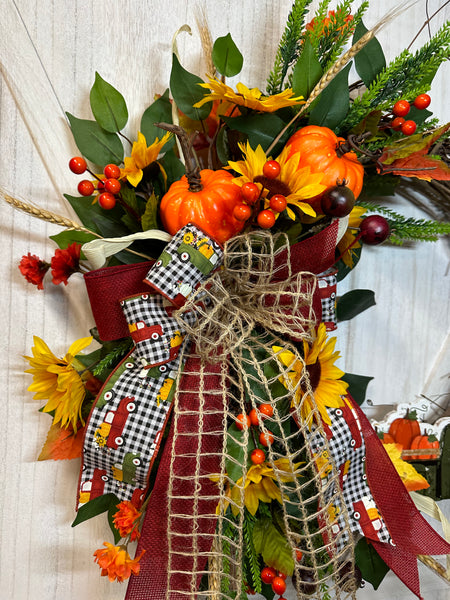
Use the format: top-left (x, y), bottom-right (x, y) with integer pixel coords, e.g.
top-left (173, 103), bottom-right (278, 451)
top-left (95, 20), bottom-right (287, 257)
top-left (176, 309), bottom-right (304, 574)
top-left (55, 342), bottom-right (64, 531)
top-left (157, 122), bottom-right (244, 244)
top-left (286, 125), bottom-right (365, 199)
top-left (410, 433), bottom-right (440, 460)
top-left (388, 410), bottom-right (421, 450)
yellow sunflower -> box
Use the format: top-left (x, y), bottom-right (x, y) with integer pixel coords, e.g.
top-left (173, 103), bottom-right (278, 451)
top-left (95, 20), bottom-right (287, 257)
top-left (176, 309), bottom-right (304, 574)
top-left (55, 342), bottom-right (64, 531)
top-left (273, 323), bottom-right (347, 428)
top-left (24, 335), bottom-right (93, 432)
top-left (193, 77), bottom-right (304, 113)
top-left (220, 458), bottom-right (301, 516)
top-left (336, 205), bottom-right (367, 268)
top-left (227, 142), bottom-right (326, 219)
top-left (120, 131), bottom-right (171, 187)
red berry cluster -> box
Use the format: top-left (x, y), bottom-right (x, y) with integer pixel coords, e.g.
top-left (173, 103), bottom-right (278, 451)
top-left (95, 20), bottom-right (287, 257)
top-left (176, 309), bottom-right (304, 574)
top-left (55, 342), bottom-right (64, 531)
top-left (261, 567), bottom-right (287, 596)
top-left (235, 403), bottom-right (275, 460)
top-left (69, 157), bottom-right (122, 210)
top-left (390, 94), bottom-right (431, 136)
top-left (233, 161), bottom-right (288, 230)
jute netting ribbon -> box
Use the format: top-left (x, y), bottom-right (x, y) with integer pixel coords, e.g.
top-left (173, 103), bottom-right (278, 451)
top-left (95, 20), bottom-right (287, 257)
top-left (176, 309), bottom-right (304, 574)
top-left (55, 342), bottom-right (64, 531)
top-left (159, 231), bottom-right (357, 599)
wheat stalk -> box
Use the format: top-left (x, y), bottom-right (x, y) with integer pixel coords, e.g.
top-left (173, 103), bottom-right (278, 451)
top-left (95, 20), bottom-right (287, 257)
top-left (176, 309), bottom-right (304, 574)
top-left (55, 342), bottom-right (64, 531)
top-left (195, 4), bottom-right (216, 78)
top-left (266, 0), bottom-right (418, 155)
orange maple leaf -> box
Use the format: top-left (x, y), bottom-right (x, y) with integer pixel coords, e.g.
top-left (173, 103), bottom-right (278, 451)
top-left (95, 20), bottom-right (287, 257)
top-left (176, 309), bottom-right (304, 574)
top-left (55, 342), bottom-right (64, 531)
top-left (38, 422), bottom-right (85, 461)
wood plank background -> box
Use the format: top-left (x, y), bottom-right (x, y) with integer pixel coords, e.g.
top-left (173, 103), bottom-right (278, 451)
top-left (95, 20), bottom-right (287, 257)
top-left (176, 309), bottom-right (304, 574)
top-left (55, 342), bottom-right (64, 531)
top-left (0, 1), bottom-right (449, 598)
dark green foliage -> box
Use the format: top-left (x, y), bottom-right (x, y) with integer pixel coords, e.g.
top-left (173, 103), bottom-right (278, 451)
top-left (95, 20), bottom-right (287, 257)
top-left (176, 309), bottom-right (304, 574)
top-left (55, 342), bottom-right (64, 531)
top-left (92, 338), bottom-right (133, 377)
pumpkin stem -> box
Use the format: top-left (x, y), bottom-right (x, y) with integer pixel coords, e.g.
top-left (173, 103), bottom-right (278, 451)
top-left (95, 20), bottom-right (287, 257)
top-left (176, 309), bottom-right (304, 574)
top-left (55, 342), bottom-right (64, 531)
top-left (154, 122), bottom-right (203, 192)
top-left (335, 132), bottom-right (374, 158)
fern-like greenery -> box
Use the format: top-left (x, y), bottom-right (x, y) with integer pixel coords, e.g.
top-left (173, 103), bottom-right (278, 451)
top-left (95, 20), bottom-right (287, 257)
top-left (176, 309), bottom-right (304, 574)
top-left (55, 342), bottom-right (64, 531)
top-left (243, 512), bottom-right (262, 595)
top-left (267, 0), bottom-right (313, 94)
top-left (358, 201), bottom-right (450, 244)
top-left (93, 338), bottom-right (133, 377)
top-left (342, 21), bottom-right (450, 132)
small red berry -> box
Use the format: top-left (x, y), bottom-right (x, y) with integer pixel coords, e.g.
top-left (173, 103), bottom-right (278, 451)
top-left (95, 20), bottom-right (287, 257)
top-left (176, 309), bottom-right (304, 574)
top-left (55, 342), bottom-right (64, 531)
top-left (413, 93), bottom-right (431, 110)
top-left (257, 209), bottom-right (276, 229)
top-left (236, 413), bottom-right (251, 431)
top-left (249, 408), bottom-right (259, 426)
top-left (104, 163), bottom-right (121, 179)
top-left (401, 120), bottom-right (417, 136)
top-left (97, 178), bottom-right (106, 191)
top-left (259, 430), bottom-right (274, 447)
top-left (241, 182), bottom-right (260, 205)
top-left (250, 448), bottom-right (266, 464)
top-left (296, 549), bottom-right (303, 561)
top-left (392, 99), bottom-right (410, 117)
top-left (77, 180), bottom-right (95, 196)
top-left (261, 567), bottom-right (277, 585)
top-left (391, 117), bottom-right (405, 131)
top-left (259, 403), bottom-right (274, 418)
top-left (69, 156), bottom-right (87, 174)
top-left (271, 576), bottom-right (287, 595)
top-left (359, 215), bottom-right (390, 245)
top-left (104, 178), bottom-right (122, 194)
top-left (320, 184), bottom-right (355, 218)
top-left (263, 160), bottom-right (281, 179)
top-left (277, 572), bottom-right (287, 580)
top-left (98, 192), bottom-right (117, 210)
top-left (233, 203), bottom-right (252, 222)
top-left (269, 194), bottom-right (287, 213)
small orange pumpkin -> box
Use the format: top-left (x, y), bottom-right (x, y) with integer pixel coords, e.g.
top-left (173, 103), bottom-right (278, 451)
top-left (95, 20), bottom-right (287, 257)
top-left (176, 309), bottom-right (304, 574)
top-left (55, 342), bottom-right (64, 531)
top-left (157, 123), bottom-right (244, 244)
top-left (388, 410), bottom-right (421, 449)
top-left (378, 431), bottom-right (395, 445)
top-left (410, 433), bottom-right (440, 460)
top-left (286, 125), bottom-right (365, 200)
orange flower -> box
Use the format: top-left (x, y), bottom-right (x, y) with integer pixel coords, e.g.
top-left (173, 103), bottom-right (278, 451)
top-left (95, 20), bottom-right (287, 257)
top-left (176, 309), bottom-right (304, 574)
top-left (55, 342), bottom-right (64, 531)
top-left (93, 542), bottom-right (145, 583)
top-left (113, 501), bottom-right (142, 541)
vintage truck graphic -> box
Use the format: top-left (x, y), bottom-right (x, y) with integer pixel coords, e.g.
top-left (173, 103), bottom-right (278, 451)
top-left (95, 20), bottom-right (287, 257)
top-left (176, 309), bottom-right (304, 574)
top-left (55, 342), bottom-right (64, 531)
top-left (128, 322), bottom-right (164, 344)
top-left (78, 468), bottom-right (109, 504)
top-left (94, 396), bottom-right (136, 449)
top-left (111, 452), bottom-right (142, 484)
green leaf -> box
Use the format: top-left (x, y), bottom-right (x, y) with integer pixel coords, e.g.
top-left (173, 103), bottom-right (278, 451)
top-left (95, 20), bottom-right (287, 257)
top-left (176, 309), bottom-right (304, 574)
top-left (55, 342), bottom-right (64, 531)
top-left (292, 39), bottom-right (323, 99)
top-left (159, 149), bottom-right (186, 188)
top-left (222, 113), bottom-right (288, 152)
top-left (120, 185), bottom-right (139, 214)
top-left (253, 518), bottom-right (294, 576)
top-left (225, 423), bottom-right (255, 483)
top-left (342, 373), bottom-right (374, 406)
top-left (64, 194), bottom-right (130, 237)
top-left (108, 506), bottom-right (122, 543)
top-left (355, 538), bottom-right (389, 589)
top-left (336, 246), bottom-right (362, 282)
top-left (66, 113), bottom-right (124, 167)
top-left (336, 289), bottom-right (376, 321)
top-left (353, 21), bottom-right (386, 87)
top-left (212, 33), bottom-right (244, 77)
top-left (141, 192), bottom-right (159, 231)
top-left (170, 54), bottom-right (211, 121)
top-left (308, 63), bottom-right (352, 130)
top-left (72, 493), bottom-right (120, 527)
top-left (50, 230), bottom-right (97, 257)
top-left (90, 72), bottom-right (128, 133)
top-left (140, 89), bottom-right (175, 150)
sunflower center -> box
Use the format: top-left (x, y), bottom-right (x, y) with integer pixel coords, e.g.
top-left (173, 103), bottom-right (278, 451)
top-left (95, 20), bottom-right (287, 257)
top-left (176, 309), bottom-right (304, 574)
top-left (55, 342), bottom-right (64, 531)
top-left (254, 175), bottom-right (291, 198)
top-left (305, 360), bottom-right (322, 391)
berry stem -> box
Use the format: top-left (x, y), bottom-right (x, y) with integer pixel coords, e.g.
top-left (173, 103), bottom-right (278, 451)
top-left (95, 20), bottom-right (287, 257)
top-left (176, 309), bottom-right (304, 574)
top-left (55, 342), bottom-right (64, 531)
top-left (155, 122), bottom-right (202, 192)
top-left (118, 131), bottom-right (133, 146)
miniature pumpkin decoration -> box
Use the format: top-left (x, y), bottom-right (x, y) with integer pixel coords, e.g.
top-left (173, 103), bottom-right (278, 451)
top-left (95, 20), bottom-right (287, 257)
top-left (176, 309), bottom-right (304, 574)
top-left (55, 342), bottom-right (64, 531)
top-left (410, 433), bottom-right (440, 460)
top-left (378, 431), bottom-right (395, 445)
top-left (157, 123), bottom-right (244, 244)
top-left (388, 409), bottom-right (421, 449)
top-left (286, 125), bottom-right (365, 199)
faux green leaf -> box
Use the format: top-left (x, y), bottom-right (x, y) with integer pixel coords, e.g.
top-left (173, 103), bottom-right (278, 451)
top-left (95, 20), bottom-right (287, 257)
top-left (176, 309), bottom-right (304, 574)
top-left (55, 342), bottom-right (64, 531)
top-left (336, 289), bottom-right (375, 321)
top-left (72, 493), bottom-right (120, 527)
top-left (336, 246), bottom-right (362, 282)
top-left (253, 518), bottom-right (294, 576)
top-left (141, 192), bottom-right (159, 231)
top-left (66, 113), bottom-right (124, 166)
top-left (222, 113), bottom-right (288, 152)
top-left (355, 538), bottom-right (389, 589)
top-left (170, 54), bottom-right (211, 121)
top-left (140, 89), bottom-right (175, 149)
top-left (292, 39), bottom-right (323, 99)
top-left (108, 506), bottom-right (122, 543)
top-left (308, 63), bottom-right (352, 130)
top-left (49, 230), bottom-right (97, 258)
top-left (226, 423), bottom-right (255, 483)
top-left (342, 373), bottom-right (374, 406)
top-left (90, 72), bottom-right (128, 133)
top-left (64, 194), bottom-right (129, 237)
top-left (159, 149), bottom-right (186, 188)
top-left (212, 33), bottom-right (244, 77)
top-left (353, 21), bottom-right (386, 87)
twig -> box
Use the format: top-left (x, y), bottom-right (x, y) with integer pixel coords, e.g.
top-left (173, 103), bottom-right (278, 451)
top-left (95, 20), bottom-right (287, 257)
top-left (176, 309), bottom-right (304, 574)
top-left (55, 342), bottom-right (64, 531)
top-left (406, 0), bottom-right (450, 50)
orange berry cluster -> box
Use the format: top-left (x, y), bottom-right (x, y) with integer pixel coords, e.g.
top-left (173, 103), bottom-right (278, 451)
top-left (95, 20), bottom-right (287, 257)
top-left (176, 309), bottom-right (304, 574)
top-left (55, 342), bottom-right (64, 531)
top-left (261, 566), bottom-right (287, 596)
top-left (233, 160), bottom-right (288, 230)
top-left (69, 157), bottom-right (122, 210)
top-left (235, 403), bottom-right (275, 462)
top-left (390, 94), bottom-right (431, 136)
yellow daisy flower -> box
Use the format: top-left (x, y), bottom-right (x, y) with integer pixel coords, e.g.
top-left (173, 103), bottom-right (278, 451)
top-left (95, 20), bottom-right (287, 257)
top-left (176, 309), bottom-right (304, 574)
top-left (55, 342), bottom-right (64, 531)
top-left (193, 77), bottom-right (304, 113)
top-left (120, 131), bottom-right (171, 187)
top-left (273, 323), bottom-right (347, 428)
top-left (24, 335), bottom-right (93, 432)
top-left (227, 142), bottom-right (326, 219)
top-left (337, 205), bottom-right (367, 268)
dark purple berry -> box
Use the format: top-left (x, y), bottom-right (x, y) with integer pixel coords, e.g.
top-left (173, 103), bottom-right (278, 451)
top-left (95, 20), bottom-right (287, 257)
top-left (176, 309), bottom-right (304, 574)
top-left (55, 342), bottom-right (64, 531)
top-left (321, 184), bottom-right (355, 218)
top-left (359, 215), bottom-right (390, 245)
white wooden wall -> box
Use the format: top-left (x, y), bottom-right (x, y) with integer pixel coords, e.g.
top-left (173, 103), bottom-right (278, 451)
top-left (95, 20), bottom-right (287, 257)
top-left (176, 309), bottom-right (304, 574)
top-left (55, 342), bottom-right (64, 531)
top-left (0, 1), bottom-right (449, 599)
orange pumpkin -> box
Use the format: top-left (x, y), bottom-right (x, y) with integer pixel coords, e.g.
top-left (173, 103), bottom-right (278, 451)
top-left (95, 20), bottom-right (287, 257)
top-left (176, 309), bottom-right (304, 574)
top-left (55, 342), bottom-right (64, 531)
top-left (286, 125), bottom-right (365, 202)
top-left (410, 433), bottom-right (440, 460)
top-left (388, 410), bottom-right (421, 449)
top-left (378, 431), bottom-right (395, 445)
top-left (157, 122), bottom-right (244, 244)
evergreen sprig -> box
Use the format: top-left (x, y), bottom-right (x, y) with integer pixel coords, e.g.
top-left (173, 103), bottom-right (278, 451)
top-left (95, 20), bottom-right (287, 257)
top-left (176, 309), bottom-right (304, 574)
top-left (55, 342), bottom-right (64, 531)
top-left (358, 201), bottom-right (450, 244)
top-left (243, 512), bottom-right (262, 594)
top-left (342, 21), bottom-right (450, 131)
top-left (93, 338), bottom-right (133, 377)
top-left (267, 0), bottom-right (313, 94)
